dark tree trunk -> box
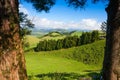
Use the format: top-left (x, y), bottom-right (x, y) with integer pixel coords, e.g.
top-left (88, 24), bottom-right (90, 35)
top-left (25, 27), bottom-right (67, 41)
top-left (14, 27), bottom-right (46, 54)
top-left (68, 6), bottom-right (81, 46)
top-left (0, 0), bottom-right (27, 80)
top-left (103, 0), bottom-right (120, 80)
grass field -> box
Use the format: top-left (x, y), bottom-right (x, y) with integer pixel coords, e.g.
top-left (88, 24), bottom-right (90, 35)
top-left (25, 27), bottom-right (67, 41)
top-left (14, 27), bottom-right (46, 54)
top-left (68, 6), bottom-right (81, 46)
top-left (25, 52), bottom-right (101, 80)
top-left (25, 52), bottom-right (100, 75)
top-left (24, 31), bottom-right (105, 80)
top-left (25, 40), bottom-right (105, 80)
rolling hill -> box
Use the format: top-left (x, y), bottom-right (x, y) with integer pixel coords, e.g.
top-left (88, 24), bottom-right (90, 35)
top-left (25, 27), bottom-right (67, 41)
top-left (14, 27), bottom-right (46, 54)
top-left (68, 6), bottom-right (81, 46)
top-left (70, 31), bottom-right (83, 36)
top-left (24, 35), bottom-right (40, 50)
top-left (25, 40), bottom-right (105, 80)
top-left (39, 31), bottom-right (66, 41)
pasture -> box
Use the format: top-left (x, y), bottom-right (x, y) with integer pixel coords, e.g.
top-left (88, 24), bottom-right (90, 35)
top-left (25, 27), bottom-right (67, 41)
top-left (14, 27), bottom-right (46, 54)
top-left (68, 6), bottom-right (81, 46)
top-left (25, 40), bottom-right (104, 80)
top-left (24, 31), bottom-right (105, 80)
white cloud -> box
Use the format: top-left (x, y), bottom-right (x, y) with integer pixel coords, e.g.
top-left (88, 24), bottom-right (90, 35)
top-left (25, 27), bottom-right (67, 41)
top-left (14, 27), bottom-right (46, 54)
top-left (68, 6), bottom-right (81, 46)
top-left (19, 4), bottom-right (29, 15)
top-left (79, 19), bottom-right (101, 30)
top-left (33, 17), bottom-right (101, 30)
top-left (33, 17), bottom-right (66, 29)
top-left (19, 4), bottom-right (101, 30)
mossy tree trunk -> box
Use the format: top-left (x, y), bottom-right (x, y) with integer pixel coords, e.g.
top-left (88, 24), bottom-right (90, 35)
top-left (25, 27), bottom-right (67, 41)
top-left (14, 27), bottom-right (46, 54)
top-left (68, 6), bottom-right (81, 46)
top-left (0, 0), bottom-right (27, 80)
top-left (103, 0), bottom-right (120, 80)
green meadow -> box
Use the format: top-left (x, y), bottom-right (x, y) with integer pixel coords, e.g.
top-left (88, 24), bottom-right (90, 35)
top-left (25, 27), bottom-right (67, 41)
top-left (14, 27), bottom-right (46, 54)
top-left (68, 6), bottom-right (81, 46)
top-left (25, 37), bottom-right (105, 80)
top-left (25, 52), bottom-right (100, 75)
top-left (24, 31), bottom-right (105, 80)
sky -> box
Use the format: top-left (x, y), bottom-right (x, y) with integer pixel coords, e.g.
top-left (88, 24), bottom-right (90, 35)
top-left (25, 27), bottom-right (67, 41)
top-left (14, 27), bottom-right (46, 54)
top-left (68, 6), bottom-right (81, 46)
top-left (19, 0), bottom-right (108, 30)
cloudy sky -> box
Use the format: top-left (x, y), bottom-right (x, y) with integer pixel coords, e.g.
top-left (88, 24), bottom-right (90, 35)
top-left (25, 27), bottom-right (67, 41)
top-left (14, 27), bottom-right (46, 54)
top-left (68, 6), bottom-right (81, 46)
top-left (19, 0), bottom-right (108, 30)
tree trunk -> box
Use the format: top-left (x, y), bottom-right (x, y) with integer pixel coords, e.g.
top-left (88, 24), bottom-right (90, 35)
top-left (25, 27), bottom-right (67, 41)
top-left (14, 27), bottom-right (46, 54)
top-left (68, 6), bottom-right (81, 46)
top-left (0, 0), bottom-right (27, 80)
top-left (103, 0), bottom-right (120, 80)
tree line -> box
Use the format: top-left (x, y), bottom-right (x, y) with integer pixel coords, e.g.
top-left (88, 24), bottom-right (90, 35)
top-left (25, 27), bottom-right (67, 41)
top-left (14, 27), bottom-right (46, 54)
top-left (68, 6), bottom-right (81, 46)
top-left (34, 30), bottom-right (100, 51)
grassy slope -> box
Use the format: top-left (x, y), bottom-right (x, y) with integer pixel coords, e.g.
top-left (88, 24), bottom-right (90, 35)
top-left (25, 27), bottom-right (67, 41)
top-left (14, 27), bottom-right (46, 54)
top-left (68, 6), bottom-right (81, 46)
top-left (38, 31), bottom-right (83, 41)
top-left (25, 35), bottom-right (40, 49)
top-left (39, 32), bottom-right (66, 41)
top-left (39, 36), bottom-right (66, 41)
top-left (70, 31), bottom-right (82, 37)
top-left (37, 40), bottom-right (105, 65)
top-left (24, 33), bottom-right (65, 51)
top-left (25, 52), bottom-right (99, 76)
top-left (25, 40), bottom-right (105, 76)
top-left (49, 32), bottom-right (62, 36)
top-left (25, 31), bottom-right (82, 48)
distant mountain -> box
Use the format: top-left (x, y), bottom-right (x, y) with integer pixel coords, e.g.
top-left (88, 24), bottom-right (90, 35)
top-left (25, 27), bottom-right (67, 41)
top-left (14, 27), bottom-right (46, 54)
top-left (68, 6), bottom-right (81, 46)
top-left (31, 28), bottom-right (71, 36)
top-left (31, 28), bottom-right (91, 37)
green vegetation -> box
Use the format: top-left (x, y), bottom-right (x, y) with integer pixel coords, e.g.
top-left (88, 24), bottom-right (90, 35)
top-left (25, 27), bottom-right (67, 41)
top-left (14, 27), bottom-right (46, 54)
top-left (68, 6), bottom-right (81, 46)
top-left (70, 31), bottom-right (82, 36)
top-left (40, 36), bottom-right (66, 41)
top-left (39, 31), bottom-right (65, 41)
top-left (24, 35), bottom-right (40, 50)
top-left (37, 31), bottom-right (83, 41)
top-left (24, 30), bottom-right (105, 79)
top-left (34, 30), bottom-right (100, 51)
top-left (25, 52), bottom-right (100, 75)
top-left (25, 40), bottom-right (105, 80)
top-left (19, 12), bottom-right (34, 38)
top-left (70, 40), bottom-right (105, 65)
top-left (34, 36), bottom-right (79, 51)
top-left (34, 40), bottom-right (105, 65)
top-left (24, 30), bottom-right (87, 51)
top-left (42, 32), bottom-right (63, 37)
top-left (48, 32), bottom-right (63, 37)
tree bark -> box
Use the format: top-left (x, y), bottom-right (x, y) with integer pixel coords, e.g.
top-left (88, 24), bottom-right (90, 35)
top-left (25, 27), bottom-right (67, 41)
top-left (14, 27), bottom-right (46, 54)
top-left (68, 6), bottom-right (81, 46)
top-left (103, 0), bottom-right (120, 80)
top-left (0, 0), bottom-right (27, 80)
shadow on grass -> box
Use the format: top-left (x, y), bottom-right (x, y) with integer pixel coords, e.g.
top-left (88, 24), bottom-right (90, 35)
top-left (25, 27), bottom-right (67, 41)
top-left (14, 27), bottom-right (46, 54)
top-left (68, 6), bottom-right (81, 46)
top-left (83, 70), bottom-right (102, 80)
top-left (28, 71), bottom-right (102, 80)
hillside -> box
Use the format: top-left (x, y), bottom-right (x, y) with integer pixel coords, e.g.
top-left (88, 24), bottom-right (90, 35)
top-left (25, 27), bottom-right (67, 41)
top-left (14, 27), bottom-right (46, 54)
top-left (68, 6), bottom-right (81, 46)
top-left (24, 32), bottom-right (65, 51)
top-left (25, 30), bottom-right (101, 52)
top-left (37, 40), bottom-right (105, 65)
top-left (39, 31), bottom-right (66, 41)
top-left (70, 31), bottom-right (83, 37)
top-left (39, 31), bottom-right (84, 41)
top-left (24, 35), bottom-right (40, 50)
top-left (25, 40), bottom-right (105, 80)
top-left (31, 28), bottom-right (71, 37)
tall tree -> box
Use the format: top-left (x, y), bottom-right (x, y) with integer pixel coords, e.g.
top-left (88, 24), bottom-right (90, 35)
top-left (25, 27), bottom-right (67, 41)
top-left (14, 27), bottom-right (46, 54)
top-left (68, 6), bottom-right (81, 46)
top-left (19, 12), bottom-right (34, 49)
top-left (19, 12), bottom-right (34, 38)
top-left (0, 0), bottom-right (27, 80)
top-left (91, 30), bottom-right (99, 42)
top-left (103, 0), bottom-right (120, 80)
top-left (101, 21), bottom-right (107, 33)
top-left (0, 0), bottom-right (54, 79)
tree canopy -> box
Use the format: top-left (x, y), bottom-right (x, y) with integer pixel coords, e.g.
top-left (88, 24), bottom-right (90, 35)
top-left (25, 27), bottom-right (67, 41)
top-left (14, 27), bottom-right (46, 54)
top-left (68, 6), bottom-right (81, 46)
top-left (24, 0), bottom-right (56, 12)
top-left (19, 12), bottom-right (34, 37)
top-left (101, 21), bottom-right (107, 33)
top-left (24, 0), bottom-right (109, 12)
